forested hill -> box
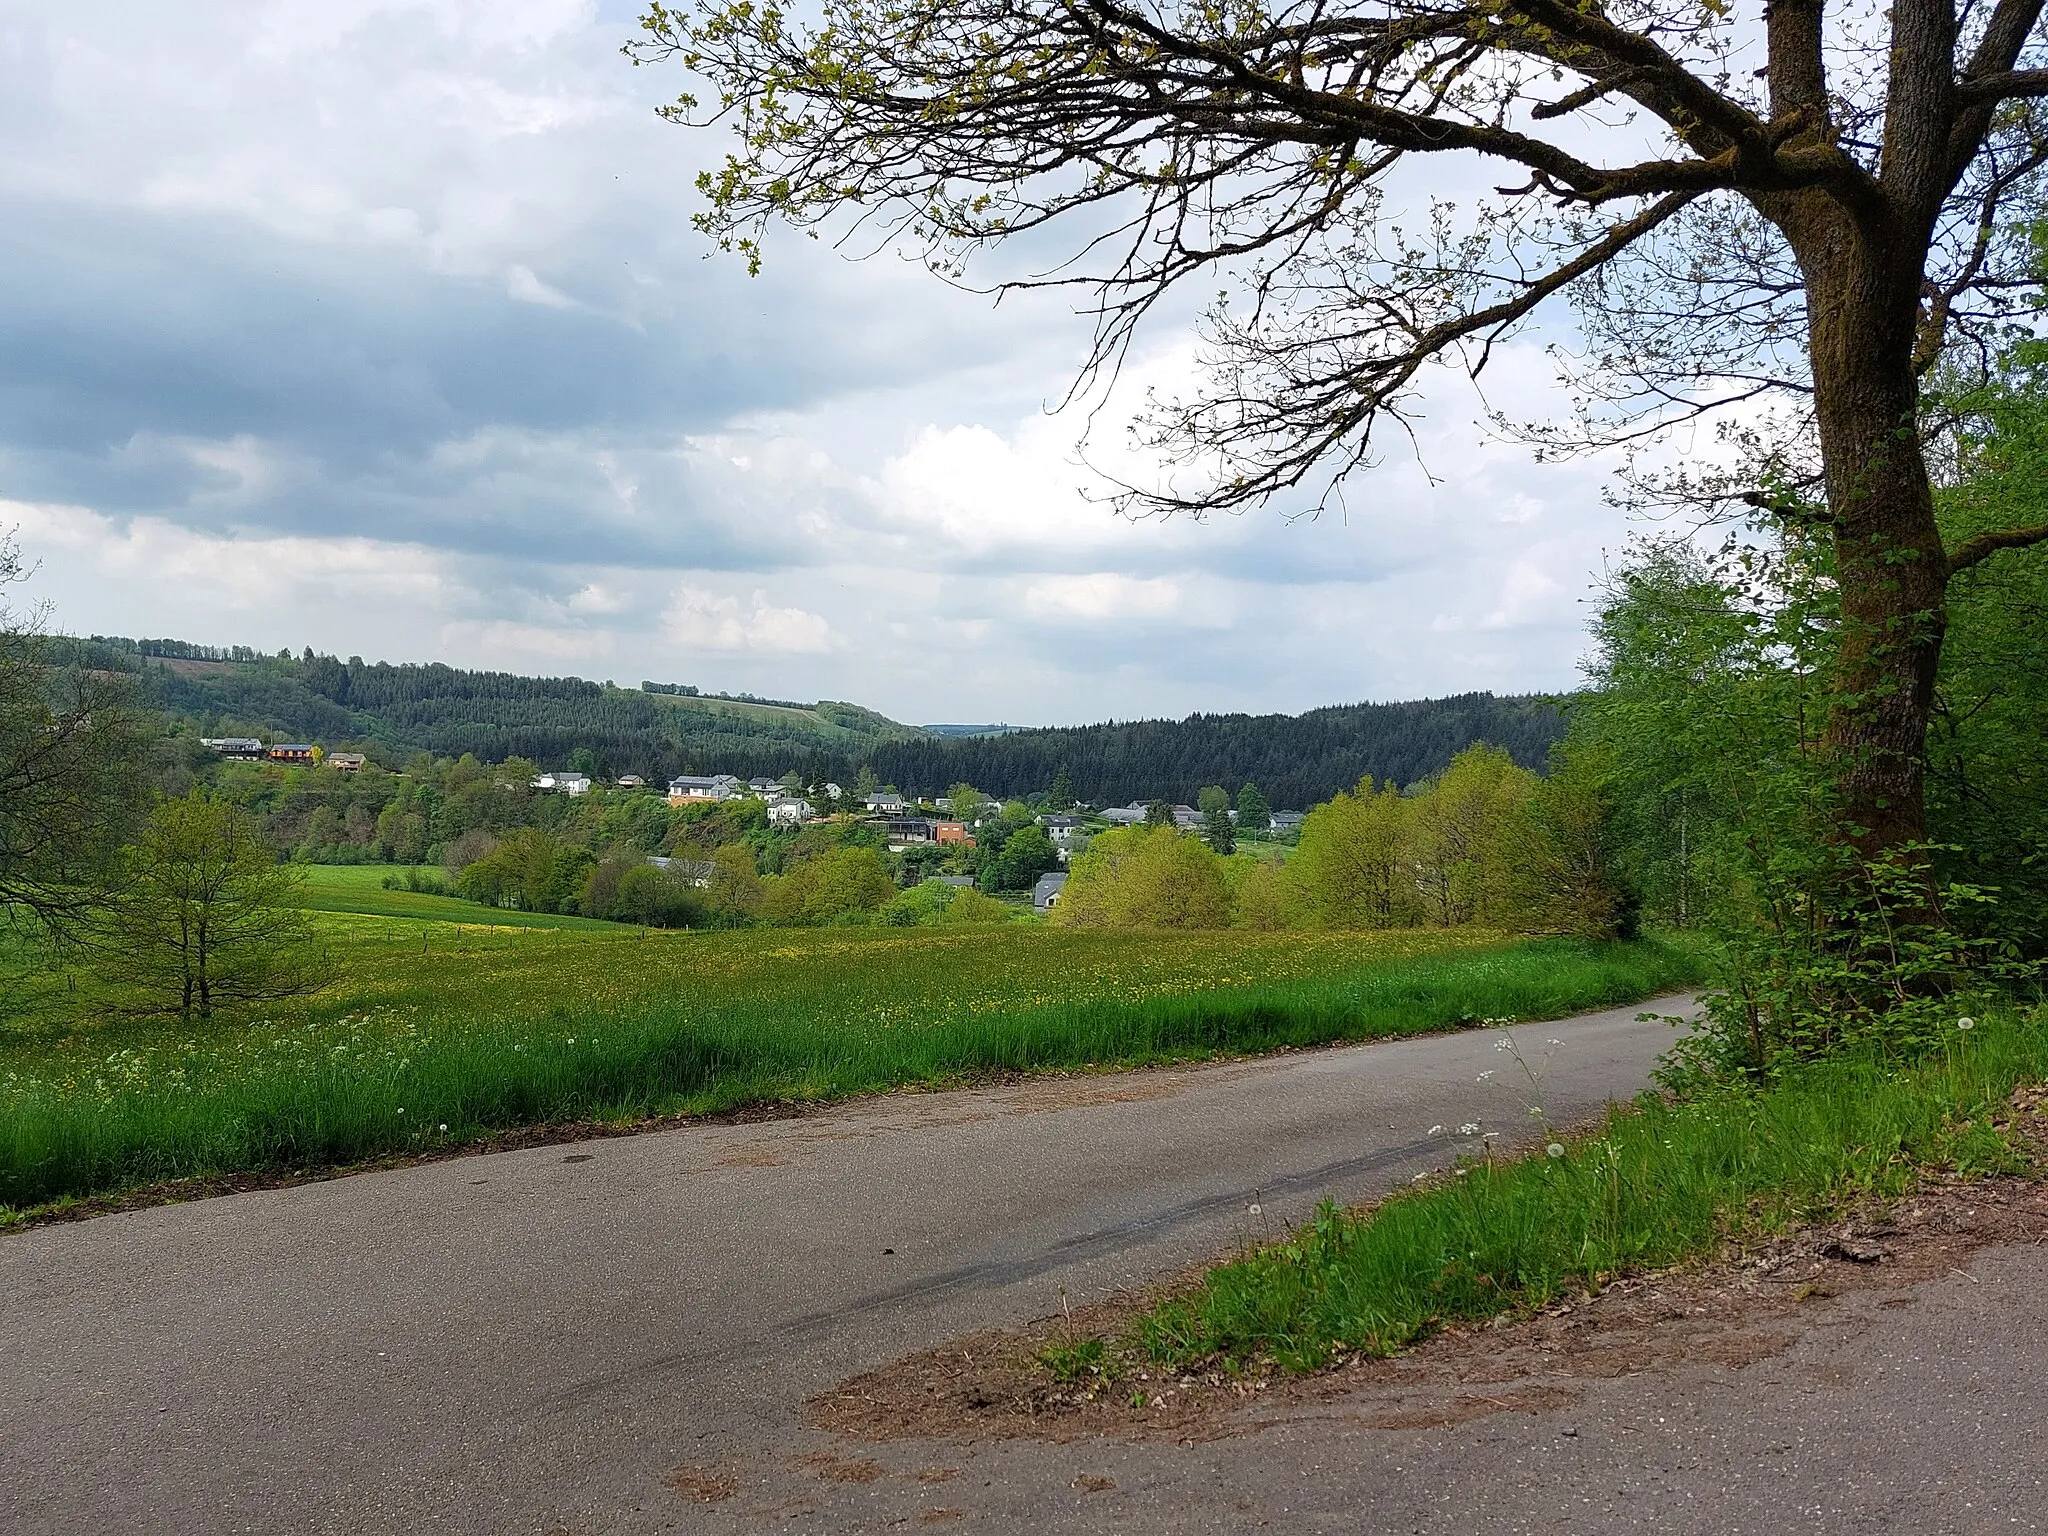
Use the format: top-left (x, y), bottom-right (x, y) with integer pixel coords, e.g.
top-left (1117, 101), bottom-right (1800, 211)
top-left (61, 637), bottom-right (1563, 808)
top-left (862, 694), bottom-right (1564, 809)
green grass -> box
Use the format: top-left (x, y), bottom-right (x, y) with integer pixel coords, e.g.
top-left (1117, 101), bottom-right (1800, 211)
top-left (288, 864), bottom-right (628, 931)
top-left (0, 922), bottom-right (1701, 1214)
top-left (1111, 1007), bottom-right (2044, 1375)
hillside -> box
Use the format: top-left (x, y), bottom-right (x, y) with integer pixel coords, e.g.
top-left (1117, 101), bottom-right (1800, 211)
top-left (60, 637), bottom-right (1566, 808)
top-left (863, 694), bottom-right (1565, 809)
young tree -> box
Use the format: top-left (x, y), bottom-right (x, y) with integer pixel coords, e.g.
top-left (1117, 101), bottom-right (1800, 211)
top-left (704, 840), bottom-right (765, 918)
top-left (93, 791), bottom-right (325, 1019)
top-left (946, 782), bottom-right (987, 822)
top-left (1144, 799), bottom-right (1177, 829)
top-left (1197, 785), bottom-right (1231, 815)
top-left (1046, 762), bottom-right (1076, 811)
top-left (638, 0), bottom-right (2048, 880)
top-left (1235, 782), bottom-right (1273, 836)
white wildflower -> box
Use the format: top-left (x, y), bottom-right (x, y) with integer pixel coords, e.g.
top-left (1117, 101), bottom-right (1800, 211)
top-left (1546, 1143), bottom-right (1565, 1159)
top-left (1957, 1017), bottom-right (1977, 1031)
top-left (1459, 1122), bottom-right (1481, 1136)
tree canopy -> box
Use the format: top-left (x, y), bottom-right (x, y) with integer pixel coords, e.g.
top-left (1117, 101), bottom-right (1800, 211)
top-left (635, 0), bottom-right (2048, 867)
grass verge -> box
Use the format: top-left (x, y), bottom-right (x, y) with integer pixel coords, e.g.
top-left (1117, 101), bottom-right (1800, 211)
top-left (0, 935), bottom-right (1699, 1217)
top-left (1079, 1005), bottom-right (2045, 1379)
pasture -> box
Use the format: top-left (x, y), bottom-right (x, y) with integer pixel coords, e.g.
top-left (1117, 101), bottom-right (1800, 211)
top-left (0, 897), bottom-right (1701, 1213)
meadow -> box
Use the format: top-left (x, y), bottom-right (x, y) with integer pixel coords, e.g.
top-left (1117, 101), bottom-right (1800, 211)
top-left (0, 882), bottom-right (1701, 1213)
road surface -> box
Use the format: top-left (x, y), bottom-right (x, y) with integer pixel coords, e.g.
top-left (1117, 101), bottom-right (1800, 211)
top-left (4, 1000), bottom-right (1693, 1533)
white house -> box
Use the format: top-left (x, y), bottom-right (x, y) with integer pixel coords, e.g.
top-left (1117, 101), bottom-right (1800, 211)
top-left (864, 791), bottom-right (907, 814)
top-left (532, 773), bottom-right (592, 796)
top-left (1033, 873), bottom-right (1068, 913)
top-left (766, 797), bottom-right (811, 827)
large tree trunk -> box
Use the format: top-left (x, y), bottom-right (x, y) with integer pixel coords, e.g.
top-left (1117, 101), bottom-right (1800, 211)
top-left (1792, 212), bottom-right (1950, 866)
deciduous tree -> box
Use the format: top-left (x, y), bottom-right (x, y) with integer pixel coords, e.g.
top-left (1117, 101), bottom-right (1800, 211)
top-left (635, 0), bottom-right (2048, 875)
top-left (92, 791), bottom-right (324, 1019)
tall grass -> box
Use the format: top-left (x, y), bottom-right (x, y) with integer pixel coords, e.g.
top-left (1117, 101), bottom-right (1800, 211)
top-left (1130, 1008), bottom-right (2044, 1372)
top-left (0, 936), bottom-right (1698, 1212)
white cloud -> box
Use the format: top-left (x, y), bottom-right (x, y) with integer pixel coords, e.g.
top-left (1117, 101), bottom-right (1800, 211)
top-left (661, 585), bottom-right (835, 654)
top-left (1024, 573), bottom-right (1183, 625)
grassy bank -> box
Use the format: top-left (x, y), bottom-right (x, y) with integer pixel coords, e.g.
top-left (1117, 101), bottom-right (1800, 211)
top-left (0, 928), bottom-right (1698, 1214)
top-left (1094, 1006), bottom-right (2044, 1376)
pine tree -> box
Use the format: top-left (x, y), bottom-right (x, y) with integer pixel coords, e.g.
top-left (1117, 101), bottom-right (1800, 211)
top-left (1047, 762), bottom-right (1076, 810)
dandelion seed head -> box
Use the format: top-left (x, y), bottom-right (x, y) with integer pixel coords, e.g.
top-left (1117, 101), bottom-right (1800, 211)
top-left (1546, 1143), bottom-right (1565, 1158)
top-left (1957, 1017), bottom-right (1977, 1031)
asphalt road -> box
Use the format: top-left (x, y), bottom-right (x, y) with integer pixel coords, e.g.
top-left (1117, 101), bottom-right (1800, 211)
top-left (2, 999), bottom-right (1690, 1534)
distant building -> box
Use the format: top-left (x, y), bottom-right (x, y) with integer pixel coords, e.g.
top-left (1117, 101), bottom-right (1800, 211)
top-left (200, 737), bottom-right (265, 758)
top-left (1271, 811), bottom-right (1306, 833)
top-left (883, 818), bottom-right (934, 847)
top-left (927, 875), bottom-right (976, 890)
top-left (864, 791), bottom-right (907, 814)
top-left (326, 752), bottom-right (367, 772)
top-left (1097, 802), bottom-right (1150, 826)
top-left (1033, 873), bottom-right (1068, 913)
top-left (933, 821), bottom-right (973, 846)
top-left (1171, 804), bottom-right (1202, 830)
top-left (532, 772), bottom-right (592, 796)
top-left (766, 797), bottom-right (810, 827)
top-left (1038, 814), bottom-right (1084, 831)
top-left (267, 744), bottom-right (316, 765)
top-left (746, 777), bottom-right (784, 798)
top-left (667, 774), bottom-right (741, 804)
top-left (616, 775), bottom-right (647, 789)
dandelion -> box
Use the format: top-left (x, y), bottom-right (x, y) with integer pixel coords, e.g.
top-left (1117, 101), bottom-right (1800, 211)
top-left (1957, 1017), bottom-right (1977, 1031)
top-left (1246, 1203), bottom-right (1262, 1216)
top-left (397, 1107), bottom-right (405, 1115)
top-left (1546, 1143), bottom-right (1565, 1158)
top-left (438, 1123), bottom-right (448, 1132)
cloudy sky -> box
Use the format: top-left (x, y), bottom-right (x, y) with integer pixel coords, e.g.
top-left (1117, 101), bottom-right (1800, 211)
top-left (0, 0), bottom-right (1639, 727)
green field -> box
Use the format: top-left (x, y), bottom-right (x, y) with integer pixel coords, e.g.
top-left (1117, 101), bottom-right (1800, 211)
top-left (288, 863), bottom-right (628, 931)
top-left (0, 898), bottom-right (1702, 1214)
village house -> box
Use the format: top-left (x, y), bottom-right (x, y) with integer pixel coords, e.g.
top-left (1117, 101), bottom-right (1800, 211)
top-left (326, 752), bottom-right (367, 772)
top-left (267, 744), bottom-right (317, 765)
top-left (766, 797), bottom-right (810, 827)
top-left (532, 772), bottom-right (592, 796)
top-left (864, 791), bottom-right (907, 814)
top-left (199, 737), bottom-right (266, 759)
top-left (882, 818), bottom-right (934, 847)
top-left (1033, 872), bottom-right (1068, 914)
top-left (616, 775), bottom-right (646, 789)
top-left (667, 773), bottom-right (741, 804)
top-left (932, 821), bottom-right (974, 846)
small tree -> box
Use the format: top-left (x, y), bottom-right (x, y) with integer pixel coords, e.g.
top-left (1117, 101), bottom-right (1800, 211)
top-left (1046, 763), bottom-right (1076, 811)
top-left (94, 791), bottom-right (325, 1019)
top-left (1197, 785), bottom-right (1230, 815)
top-left (947, 782), bottom-right (986, 822)
top-left (1144, 800), bottom-right (1176, 829)
top-left (1235, 783), bottom-right (1272, 836)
